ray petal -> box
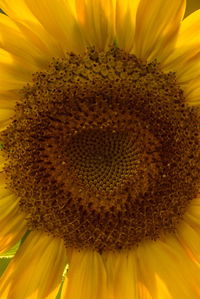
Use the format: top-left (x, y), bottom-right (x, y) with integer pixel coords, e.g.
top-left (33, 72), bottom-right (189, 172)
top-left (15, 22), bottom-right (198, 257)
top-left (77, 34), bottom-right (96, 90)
top-left (26, 0), bottom-right (85, 55)
top-left (115, 0), bottom-right (140, 53)
top-left (62, 249), bottom-right (107, 299)
top-left (102, 249), bottom-right (139, 299)
top-left (137, 236), bottom-right (200, 298)
top-left (160, 10), bottom-right (200, 107)
top-left (0, 231), bottom-right (67, 298)
top-left (0, 0), bottom-right (67, 58)
top-left (134, 0), bottom-right (186, 62)
top-left (75, 0), bottom-right (115, 51)
top-left (0, 176), bottom-right (27, 254)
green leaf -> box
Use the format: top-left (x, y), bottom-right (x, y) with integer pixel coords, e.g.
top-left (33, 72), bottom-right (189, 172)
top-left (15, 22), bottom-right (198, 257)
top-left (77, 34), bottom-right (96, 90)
top-left (0, 241), bottom-right (20, 258)
top-left (113, 39), bottom-right (118, 48)
top-left (20, 230), bottom-right (31, 246)
top-left (0, 242), bottom-right (21, 277)
top-left (0, 258), bottom-right (12, 277)
top-left (55, 282), bottom-right (63, 299)
top-left (0, 231), bottom-right (68, 298)
top-left (0, 232), bottom-right (30, 277)
top-left (55, 264), bottom-right (69, 299)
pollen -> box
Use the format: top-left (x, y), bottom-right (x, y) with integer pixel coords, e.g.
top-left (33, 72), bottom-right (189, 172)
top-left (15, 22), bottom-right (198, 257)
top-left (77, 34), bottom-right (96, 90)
top-left (1, 46), bottom-right (200, 252)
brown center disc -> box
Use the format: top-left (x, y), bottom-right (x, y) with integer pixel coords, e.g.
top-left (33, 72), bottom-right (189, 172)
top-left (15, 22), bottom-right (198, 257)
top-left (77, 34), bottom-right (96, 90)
top-left (1, 46), bottom-right (200, 252)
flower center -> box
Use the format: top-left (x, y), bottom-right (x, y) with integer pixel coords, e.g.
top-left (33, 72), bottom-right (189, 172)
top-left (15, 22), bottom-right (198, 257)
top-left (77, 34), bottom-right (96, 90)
top-left (1, 46), bottom-right (200, 252)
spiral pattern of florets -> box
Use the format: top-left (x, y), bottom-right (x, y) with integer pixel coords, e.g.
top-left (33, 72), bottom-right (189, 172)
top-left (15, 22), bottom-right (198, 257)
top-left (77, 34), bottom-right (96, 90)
top-left (1, 46), bottom-right (200, 252)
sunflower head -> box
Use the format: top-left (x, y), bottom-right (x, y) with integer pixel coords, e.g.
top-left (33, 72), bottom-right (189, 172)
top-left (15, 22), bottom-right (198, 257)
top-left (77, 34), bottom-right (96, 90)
top-left (1, 45), bottom-right (199, 252)
top-left (0, 1), bottom-right (200, 298)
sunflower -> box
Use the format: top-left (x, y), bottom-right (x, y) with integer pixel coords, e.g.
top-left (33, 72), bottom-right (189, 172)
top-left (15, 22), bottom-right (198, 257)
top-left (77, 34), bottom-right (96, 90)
top-left (0, 0), bottom-right (200, 298)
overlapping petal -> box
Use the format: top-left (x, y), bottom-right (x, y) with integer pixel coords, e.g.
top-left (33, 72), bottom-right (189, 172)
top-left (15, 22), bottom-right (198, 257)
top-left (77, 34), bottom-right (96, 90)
top-left (133, 0), bottom-right (186, 62)
top-left (0, 109), bottom-right (15, 131)
top-left (102, 250), bottom-right (139, 299)
top-left (0, 14), bottom-right (49, 104)
top-left (0, 14), bottom-right (50, 69)
top-left (0, 231), bottom-right (67, 298)
top-left (177, 220), bottom-right (200, 266)
top-left (62, 249), bottom-right (107, 299)
top-left (114, 0), bottom-right (140, 53)
top-left (75, 0), bottom-right (115, 51)
top-left (25, 0), bottom-right (85, 55)
top-left (183, 197), bottom-right (200, 230)
top-left (137, 236), bottom-right (200, 298)
top-left (0, 0), bottom-right (78, 57)
top-left (0, 1), bottom-right (199, 299)
top-left (161, 9), bottom-right (200, 106)
top-left (0, 1), bottom-right (84, 103)
top-left (0, 172), bottom-right (27, 253)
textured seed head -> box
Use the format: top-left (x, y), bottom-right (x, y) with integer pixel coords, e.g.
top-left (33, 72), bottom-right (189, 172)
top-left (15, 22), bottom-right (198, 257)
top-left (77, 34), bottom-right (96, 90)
top-left (1, 46), bottom-right (200, 252)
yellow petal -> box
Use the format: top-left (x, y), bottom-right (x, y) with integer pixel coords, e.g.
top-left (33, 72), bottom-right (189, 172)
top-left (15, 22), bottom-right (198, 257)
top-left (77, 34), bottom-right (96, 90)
top-left (134, 0), bottom-right (186, 62)
top-left (0, 108), bottom-right (14, 123)
top-left (26, 0), bottom-right (85, 55)
top-left (0, 231), bottom-right (67, 299)
top-left (0, 90), bottom-right (20, 103)
top-left (102, 250), bottom-right (139, 299)
top-left (76, 0), bottom-right (115, 51)
top-left (154, 274), bottom-right (172, 299)
top-left (0, 89), bottom-right (22, 116)
top-left (0, 99), bottom-right (16, 110)
top-left (137, 236), bottom-right (200, 298)
top-left (176, 9), bottom-right (200, 46)
top-left (115, 0), bottom-right (140, 53)
top-left (175, 8), bottom-right (200, 78)
top-left (0, 48), bottom-right (34, 91)
top-left (0, 0), bottom-right (65, 59)
top-left (0, 49), bottom-right (31, 100)
top-left (177, 221), bottom-right (200, 264)
top-left (0, 119), bottom-right (13, 132)
top-left (161, 10), bottom-right (200, 102)
top-left (61, 276), bottom-right (68, 299)
top-left (160, 43), bottom-right (200, 107)
top-left (137, 282), bottom-right (152, 299)
top-left (63, 249), bottom-right (107, 299)
top-left (136, 241), bottom-right (157, 298)
top-left (0, 0), bottom-right (40, 23)
top-left (0, 95), bottom-right (15, 130)
top-left (0, 14), bottom-right (50, 69)
top-left (184, 196), bottom-right (200, 229)
top-left (175, 52), bottom-right (200, 84)
top-left (161, 10), bottom-right (200, 107)
top-left (0, 182), bottom-right (27, 253)
top-left (180, 76), bottom-right (200, 106)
